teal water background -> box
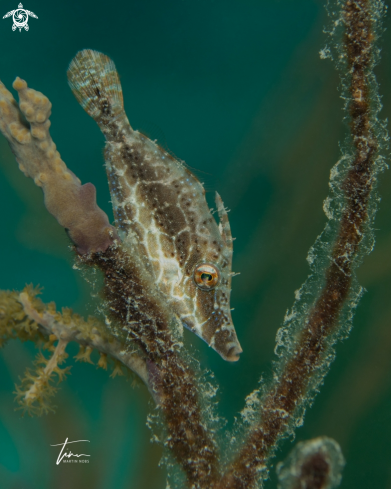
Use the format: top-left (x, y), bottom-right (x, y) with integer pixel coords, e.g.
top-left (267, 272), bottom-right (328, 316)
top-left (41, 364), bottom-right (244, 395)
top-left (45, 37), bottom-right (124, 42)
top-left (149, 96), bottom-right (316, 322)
top-left (1, 0), bottom-right (391, 487)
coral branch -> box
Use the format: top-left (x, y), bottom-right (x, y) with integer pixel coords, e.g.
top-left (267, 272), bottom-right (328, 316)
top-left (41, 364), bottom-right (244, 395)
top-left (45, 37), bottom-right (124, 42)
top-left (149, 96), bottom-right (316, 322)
top-left (2, 279), bottom-right (220, 487)
top-left (23, 338), bottom-right (68, 400)
top-left (15, 338), bottom-right (70, 415)
top-left (84, 244), bottom-right (221, 488)
top-left (218, 0), bottom-right (386, 487)
top-left (0, 288), bottom-right (149, 391)
top-left (0, 78), bottom-right (118, 254)
top-left (18, 289), bottom-right (149, 387)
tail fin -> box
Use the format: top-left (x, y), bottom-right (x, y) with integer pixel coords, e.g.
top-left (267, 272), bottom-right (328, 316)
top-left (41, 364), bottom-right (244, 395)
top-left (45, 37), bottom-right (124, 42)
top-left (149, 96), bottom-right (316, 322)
top-left (67, 50), bottom-right (124, 122)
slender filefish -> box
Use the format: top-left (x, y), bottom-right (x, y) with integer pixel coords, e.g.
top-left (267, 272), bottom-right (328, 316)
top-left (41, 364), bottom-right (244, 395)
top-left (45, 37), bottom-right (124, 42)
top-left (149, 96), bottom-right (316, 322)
top-left (67, 50), bottom-right (242, 361)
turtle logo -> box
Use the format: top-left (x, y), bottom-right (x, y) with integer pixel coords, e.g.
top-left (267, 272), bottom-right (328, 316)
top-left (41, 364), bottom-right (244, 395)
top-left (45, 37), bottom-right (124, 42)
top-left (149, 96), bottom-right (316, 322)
top-left (3, 3), bottom-right (38, 32)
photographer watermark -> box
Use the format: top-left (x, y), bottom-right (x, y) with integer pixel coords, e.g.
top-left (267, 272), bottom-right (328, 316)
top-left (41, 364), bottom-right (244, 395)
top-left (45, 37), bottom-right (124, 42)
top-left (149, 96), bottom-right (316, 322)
top-left (51, 438), bottom-right (91, 464)
top-left (2, 3), bottom-right (38, 32)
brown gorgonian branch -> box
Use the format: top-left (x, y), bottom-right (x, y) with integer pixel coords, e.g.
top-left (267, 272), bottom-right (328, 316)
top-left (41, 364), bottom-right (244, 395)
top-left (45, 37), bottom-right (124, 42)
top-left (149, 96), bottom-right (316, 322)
top-left (218, 0), bottom-right (388, 487)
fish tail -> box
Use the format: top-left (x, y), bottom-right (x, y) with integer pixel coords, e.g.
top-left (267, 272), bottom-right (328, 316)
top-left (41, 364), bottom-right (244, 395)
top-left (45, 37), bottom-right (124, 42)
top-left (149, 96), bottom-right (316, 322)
top-left (67, 49), bottom-right (125, 124)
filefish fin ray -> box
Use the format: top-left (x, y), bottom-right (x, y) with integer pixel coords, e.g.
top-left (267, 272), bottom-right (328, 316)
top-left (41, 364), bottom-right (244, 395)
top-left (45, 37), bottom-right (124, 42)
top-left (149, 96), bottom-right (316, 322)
top-left (215, 192), bottom-right (233, 252)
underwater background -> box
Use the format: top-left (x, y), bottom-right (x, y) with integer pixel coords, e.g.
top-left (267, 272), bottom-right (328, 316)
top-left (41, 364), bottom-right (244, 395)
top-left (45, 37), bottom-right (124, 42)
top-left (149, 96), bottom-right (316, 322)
top-left (1, 0), bottom-right (391, 487)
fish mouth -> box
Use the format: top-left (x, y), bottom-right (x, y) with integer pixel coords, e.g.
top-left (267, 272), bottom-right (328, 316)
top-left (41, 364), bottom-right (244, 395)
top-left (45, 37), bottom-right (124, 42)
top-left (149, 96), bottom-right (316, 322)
top-left (225, 342), bottom-right (243, 362)
top-left (181, 316), bottom-right (243, 362)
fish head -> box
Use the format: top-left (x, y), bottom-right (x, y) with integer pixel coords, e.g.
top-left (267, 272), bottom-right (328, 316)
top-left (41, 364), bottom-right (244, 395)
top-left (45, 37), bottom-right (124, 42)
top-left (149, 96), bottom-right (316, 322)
top-left (175, 191), bottom-right (242, 362)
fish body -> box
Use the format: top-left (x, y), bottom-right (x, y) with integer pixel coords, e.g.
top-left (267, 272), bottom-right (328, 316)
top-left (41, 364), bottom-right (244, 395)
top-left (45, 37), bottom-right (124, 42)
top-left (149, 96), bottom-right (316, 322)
top-left (67, 50), bottom-right (242, 361)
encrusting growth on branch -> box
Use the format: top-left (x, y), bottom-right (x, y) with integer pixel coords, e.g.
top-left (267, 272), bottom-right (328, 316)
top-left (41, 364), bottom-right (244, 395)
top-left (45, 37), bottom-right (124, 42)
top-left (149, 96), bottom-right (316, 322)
top-left (0, 287), bottom-right (149, 414)
top-left (83, 244), bottom-right (221, 487)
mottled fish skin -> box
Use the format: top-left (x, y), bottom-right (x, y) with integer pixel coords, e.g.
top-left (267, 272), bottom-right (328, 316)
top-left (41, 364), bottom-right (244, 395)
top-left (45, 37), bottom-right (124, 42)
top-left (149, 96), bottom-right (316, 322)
top-left (67, 49), bottom-right (242, 361)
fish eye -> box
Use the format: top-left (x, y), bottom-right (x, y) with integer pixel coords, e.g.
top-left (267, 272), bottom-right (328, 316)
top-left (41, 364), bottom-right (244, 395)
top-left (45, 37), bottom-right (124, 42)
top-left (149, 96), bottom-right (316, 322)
top-left (194, 264), bottom-right (219, 290)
